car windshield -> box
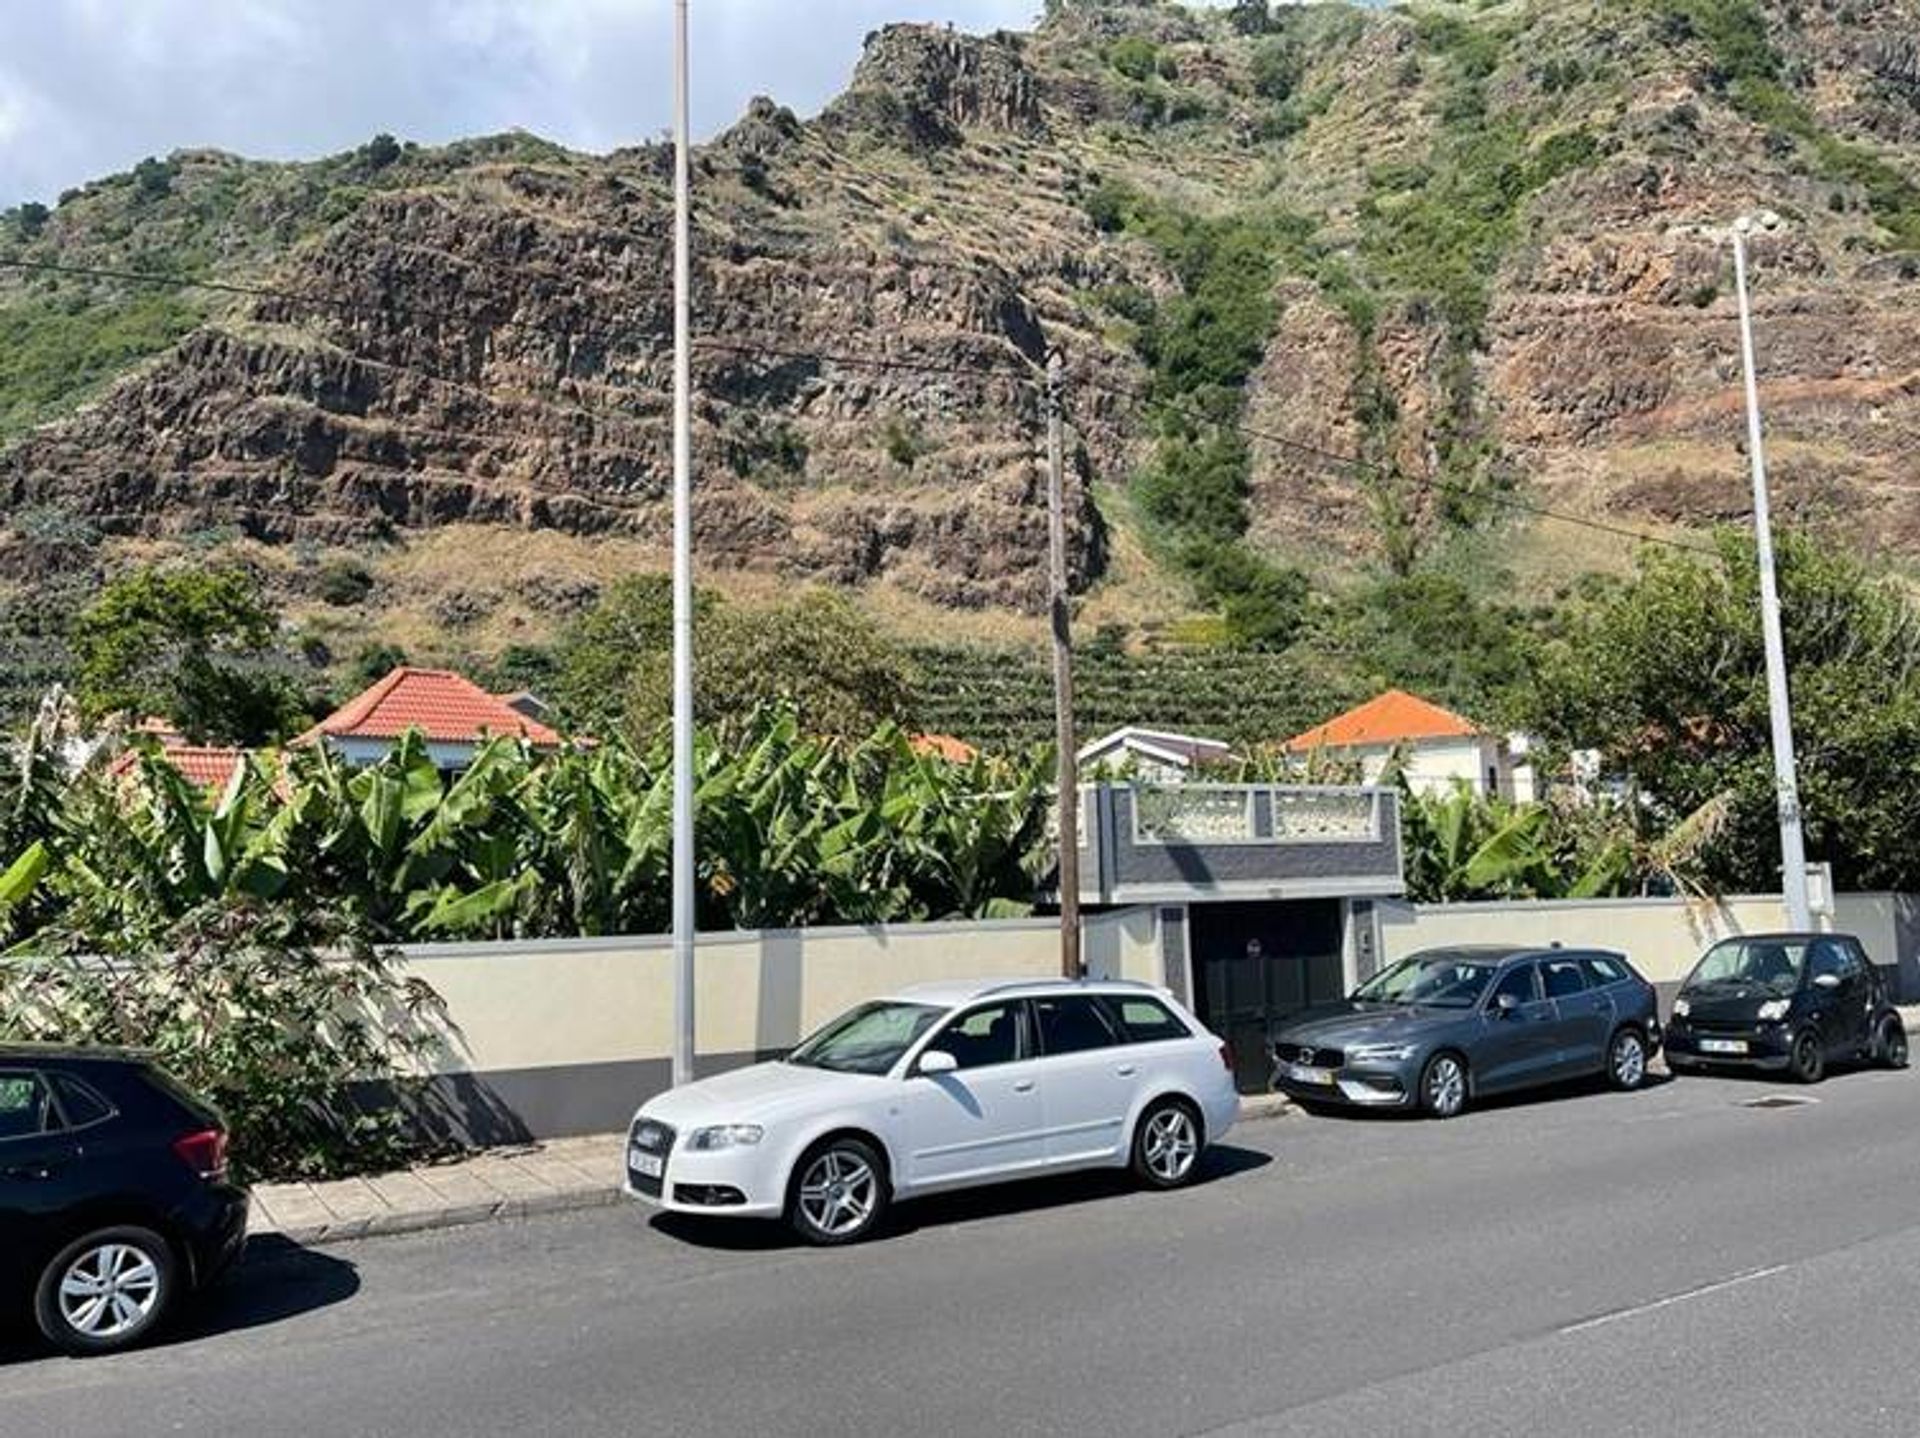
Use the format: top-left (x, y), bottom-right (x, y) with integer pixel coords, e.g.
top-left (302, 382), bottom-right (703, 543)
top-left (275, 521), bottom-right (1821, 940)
top-left (786, 1001), bottom-right (945, 1075)
top-left (1687, 939), bottom-right (1808, 995)
top-left (1353, 954), bottom-right (1501, 1009)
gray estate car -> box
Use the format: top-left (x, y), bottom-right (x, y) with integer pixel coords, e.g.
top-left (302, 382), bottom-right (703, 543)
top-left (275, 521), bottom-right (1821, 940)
top-left (1271, 946), bottom-right (1663, 1118)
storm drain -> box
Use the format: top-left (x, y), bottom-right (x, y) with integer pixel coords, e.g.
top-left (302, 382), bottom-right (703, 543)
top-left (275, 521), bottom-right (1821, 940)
top-left (1742, 1094), bottom-right (1820, 1109)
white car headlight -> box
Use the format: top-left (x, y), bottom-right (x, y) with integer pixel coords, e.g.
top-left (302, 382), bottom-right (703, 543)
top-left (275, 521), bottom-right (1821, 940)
top-left (1672, 997), bottom-right (1691, 1018)
top-left (1346, 1043), bottom-right (1416, 1064)
top-left (686, 1124), bottom-right (765, 1151)
top-left (1757, 998), bottom-right (1790, 1021)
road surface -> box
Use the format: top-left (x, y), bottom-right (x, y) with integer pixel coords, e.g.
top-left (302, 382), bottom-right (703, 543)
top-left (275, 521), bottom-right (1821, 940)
top-left (7, 1064), bottom-right (1920, 1436)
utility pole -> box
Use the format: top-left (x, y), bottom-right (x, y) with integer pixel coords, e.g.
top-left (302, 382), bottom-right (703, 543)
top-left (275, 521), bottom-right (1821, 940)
top-left (670, 0), bottom-right (697, 1084)
top-left (1731, 212), bottom-right (1812, 932)
top-left (1045, 349), bottom-right (1082, 979)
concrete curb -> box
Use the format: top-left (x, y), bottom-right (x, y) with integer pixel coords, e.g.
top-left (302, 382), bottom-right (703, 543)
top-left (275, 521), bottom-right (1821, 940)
top-left (256, 1094), bottom-right (1298, 1248)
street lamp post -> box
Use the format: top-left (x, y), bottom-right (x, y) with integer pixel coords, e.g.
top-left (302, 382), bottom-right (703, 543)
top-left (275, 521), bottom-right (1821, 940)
top-left (670, 0), bottom-right (697, 1085)
top-left (1730, 212), bottom-right (1811, 932)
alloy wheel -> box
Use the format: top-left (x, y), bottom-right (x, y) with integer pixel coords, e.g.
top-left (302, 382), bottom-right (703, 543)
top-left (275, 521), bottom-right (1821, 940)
top-left (57, 1243), bottom-right (162, 1341)
top-left (1882, 1018), bottom-right (1909, 1069)
top-left (1611, 1032), bottom-right (1647, 1088)
top-left (1142, 1106), bottom-right (1198, 1183)
top-left (797, 1149), bottom-right (878, 1238)
top-left (1425, 1056), bottom-right (1466, 1118)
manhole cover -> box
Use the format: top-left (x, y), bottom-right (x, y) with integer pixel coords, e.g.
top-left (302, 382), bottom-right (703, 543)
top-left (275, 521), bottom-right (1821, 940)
top-left (1743, 1094), bottom-right (1819, 1109)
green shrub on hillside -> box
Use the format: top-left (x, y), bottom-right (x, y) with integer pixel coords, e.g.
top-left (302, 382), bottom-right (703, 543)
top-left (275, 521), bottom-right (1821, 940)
top-left (0, 292), bottom-right (205, 443)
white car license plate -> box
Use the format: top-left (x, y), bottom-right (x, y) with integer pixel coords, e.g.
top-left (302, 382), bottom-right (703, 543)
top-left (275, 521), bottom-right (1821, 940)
top-left (630, 1149), bottom-right (664, 1179)
top-left (1286, 1062), bottom-right (1334, 1086)
top-left (1700, 1038), bottom-right (1748, 1055)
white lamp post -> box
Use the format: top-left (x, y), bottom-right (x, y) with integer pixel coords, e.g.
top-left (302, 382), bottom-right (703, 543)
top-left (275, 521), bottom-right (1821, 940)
top-left (1730, 211), bottom-right (1811, 932)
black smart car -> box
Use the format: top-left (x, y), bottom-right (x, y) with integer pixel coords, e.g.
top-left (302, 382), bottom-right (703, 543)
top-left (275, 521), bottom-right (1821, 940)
top-left (0, 1045), bottom-right (248, 1354)
top-left (1665, 933), bottom-right (1908, 1083)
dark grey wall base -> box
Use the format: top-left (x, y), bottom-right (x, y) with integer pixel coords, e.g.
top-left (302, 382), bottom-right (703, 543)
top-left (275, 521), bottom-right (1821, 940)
top-left (385, 1049), bottom-right (778, 1146)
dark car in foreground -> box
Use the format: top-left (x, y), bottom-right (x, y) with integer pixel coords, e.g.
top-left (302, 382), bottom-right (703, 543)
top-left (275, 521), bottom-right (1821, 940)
top-left (0, 1045), bottom-right (247, 1355)
top-left (1272, 946), bottom-right (1663, 1119)
top-left (1666, 933), bottom-right (1908, 1083)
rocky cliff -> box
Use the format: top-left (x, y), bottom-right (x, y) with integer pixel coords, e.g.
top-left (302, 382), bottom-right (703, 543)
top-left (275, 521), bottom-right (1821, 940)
top-left (5, 0), bottom-right (1920, 623)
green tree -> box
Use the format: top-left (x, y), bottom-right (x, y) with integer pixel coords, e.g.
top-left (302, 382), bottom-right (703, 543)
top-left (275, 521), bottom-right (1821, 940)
top-left (551, 574), bottom-right (708, 733)
top-left (626, 590), bottom-right (919, 741)
top-left (1522, 531), bottom-right (1920, 893)
top-left (73, 565), bottom-right (303, 744)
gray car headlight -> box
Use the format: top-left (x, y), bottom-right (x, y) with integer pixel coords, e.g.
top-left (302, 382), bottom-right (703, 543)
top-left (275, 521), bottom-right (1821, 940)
top-left (1346, 1043), bottom-right (1416, 1064)
top-left (1672, 997), bottom-right (1691, 1018)
top-left (1757, 998), bottom-right (1790, 1021)
top-left (686, 1124), bottom-right (765, 1151)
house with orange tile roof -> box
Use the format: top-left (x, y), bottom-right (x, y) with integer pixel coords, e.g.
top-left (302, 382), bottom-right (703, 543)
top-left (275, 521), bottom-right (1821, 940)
top-left (1284, 689), bottom-right (1534, 801)
top-left (294, 666), bottom-right (564, 770)
top-left (909, 732), bottom-right (979, 764)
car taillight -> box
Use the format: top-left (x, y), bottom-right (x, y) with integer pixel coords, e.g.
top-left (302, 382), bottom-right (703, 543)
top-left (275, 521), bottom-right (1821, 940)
top-left (173, 1128), bottom-right (229, 1181)
top-left (1219, 1041), bottom-right (1235, 1074)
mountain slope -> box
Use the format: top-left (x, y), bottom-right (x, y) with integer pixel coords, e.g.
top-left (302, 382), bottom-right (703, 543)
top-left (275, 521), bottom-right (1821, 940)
top-left (5, 0), bottom-right (1920, 644)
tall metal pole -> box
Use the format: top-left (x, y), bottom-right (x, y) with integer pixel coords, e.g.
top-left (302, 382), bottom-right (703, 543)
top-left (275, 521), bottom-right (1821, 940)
top-left (670, 0), bottom-right (697, 1084)
top-left (1045, 349), bottom-right (1082, 979)
top-left (1731, 215), bottom-right (1811, 931)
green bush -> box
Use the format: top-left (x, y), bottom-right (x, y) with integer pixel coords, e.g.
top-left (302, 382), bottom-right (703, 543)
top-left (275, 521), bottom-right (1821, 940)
top-left (1109, 36), bottom-right (1160, 82)
top-left (316, 558), bottom-right (375, 607)
top-left (2, 901), bottom-right (449, 1181)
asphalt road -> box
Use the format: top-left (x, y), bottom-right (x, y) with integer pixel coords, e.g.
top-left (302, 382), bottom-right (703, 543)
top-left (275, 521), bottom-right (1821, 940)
top-left (8, 1064), bottom-right (1920, 1437)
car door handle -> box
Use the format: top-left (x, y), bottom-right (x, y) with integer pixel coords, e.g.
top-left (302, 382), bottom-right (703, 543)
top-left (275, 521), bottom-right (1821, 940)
top-left (2, 1165), bottom-right (55, 1180)
top-left (1116, 1064), bottom-right (1138, 1077)
top-left (1012, 1079), bottom-right (1036, 1093)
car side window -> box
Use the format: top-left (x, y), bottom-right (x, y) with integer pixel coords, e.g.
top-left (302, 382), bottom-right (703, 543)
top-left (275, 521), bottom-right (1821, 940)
top-left (1033, 995), bottom-right (1119, 1056)
top-left (49, 1073), bottom-right (116, 1129)
top-left (1541, 959), bottom-right (1588, 1000)
top-left (1809, 942), bottom-right (1849, 984)
top-left (1488, 964), bottom-right (1540, 1008)
top-left (931, 1003), bottom-right (1024, 1070)
top-left (1579, 955), bottom-right (1627, 987)
top-left (0, 1071), bottom-right (57, 1142)
top-left (1102, 996), bottom-right (1191, 1044)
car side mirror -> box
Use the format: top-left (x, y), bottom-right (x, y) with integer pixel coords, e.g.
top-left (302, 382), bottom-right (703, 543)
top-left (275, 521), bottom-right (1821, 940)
top-left (1812, 973), bottom-right (1842, 991)
top-left (1492, 992), bottom-right (1520, 1016)
top-left (916, 1049), bottom-right (959, 1076)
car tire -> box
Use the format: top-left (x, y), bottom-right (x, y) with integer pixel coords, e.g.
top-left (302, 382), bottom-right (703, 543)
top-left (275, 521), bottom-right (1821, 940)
top-left (1132, 1097), bottom-right (1204, 1190)
top-left (1607, 1027), bottom-right (1649, 1091)
top-left (1873, 1013), bottom-right (1909, 1070)
top-left (786, 1136), bottom-right (889, 1246)
top-left (1418, 1052), bottom-right (1469, 1119)
top-left (1788, 1029), bottom-right (1826, 1085)
top-left (33, 1225), bottom-right (178, 1356)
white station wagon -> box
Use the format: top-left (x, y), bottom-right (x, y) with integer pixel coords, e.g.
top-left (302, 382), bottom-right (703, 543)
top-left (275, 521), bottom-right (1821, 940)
top-left (624, 978), bottom-right (1240, 1244)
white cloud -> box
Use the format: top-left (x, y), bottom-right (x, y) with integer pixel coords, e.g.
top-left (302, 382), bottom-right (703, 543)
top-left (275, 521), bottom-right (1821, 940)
top-left (0, 0), bottom-right (1040, 208)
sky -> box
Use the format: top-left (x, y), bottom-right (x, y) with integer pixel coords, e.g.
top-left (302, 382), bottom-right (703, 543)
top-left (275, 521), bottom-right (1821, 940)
top-left (0, 0), bottom-right (1052, 209)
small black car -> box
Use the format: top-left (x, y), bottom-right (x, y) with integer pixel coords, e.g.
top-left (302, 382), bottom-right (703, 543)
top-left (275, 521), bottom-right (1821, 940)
top-left (0, 1045), bottom-right (248, 1354)
top-left (1665, 933), bottom-right (1908, 1083)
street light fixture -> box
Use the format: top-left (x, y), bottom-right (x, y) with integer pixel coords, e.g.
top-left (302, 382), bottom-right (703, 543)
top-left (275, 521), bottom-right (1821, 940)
top-left (1729, 211), bottom-right (1812, 932)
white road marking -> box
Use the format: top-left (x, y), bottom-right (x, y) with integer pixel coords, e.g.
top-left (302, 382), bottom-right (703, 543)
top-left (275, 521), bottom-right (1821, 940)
top-left (1556, 1263), bottom-right (1790, 1335)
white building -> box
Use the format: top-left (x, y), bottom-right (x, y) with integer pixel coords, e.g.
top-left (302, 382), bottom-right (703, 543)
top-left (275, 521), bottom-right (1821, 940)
top-left (1076, 726), bottom-right (1235, 783)
top-left (1284, 689), bottom-right (1531, 801)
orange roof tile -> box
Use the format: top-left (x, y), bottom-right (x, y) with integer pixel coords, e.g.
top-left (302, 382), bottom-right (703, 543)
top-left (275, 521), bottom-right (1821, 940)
top-left (910, 733), bottom-right (978, 763)
top-left (1284, 689), bottom-right (1482, 752)
top-left (298, 667), bottom-right (564, 747)
top-left (109, 744), bottom-right (248, 791)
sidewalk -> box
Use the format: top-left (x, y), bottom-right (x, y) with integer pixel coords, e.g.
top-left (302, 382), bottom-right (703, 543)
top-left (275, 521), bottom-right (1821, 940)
top-left (252, 1093), bottom-right (1300, 1247)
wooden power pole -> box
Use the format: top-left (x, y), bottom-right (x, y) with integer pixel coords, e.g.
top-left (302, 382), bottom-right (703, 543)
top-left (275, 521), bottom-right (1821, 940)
top-left (1045, 349), bottom-right (1081, 979)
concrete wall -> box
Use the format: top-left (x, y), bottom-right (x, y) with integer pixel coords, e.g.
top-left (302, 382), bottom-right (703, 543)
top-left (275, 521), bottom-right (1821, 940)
top-left (1378, 894), bottom-right (1795, 992)
top-left (395, 917), bottom-right (1089, 1142)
